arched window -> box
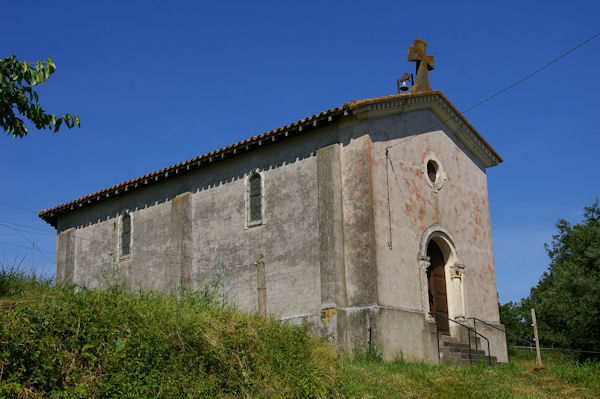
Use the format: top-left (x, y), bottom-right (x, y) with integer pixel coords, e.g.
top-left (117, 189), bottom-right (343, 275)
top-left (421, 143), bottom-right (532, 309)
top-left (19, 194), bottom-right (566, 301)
top-left (248, 173), bottom-right (262, 224)
top-left (120, 213), bottom-right (131, 257)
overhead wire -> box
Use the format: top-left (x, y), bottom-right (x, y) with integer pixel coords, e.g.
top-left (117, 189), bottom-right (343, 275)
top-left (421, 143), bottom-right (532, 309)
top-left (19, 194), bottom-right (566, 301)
top-left (0, 226), bottom-right (55, 236)
top-left (383, 31), bottom-right (600, 247)
top-left (3, 32), bottom-right (598, 277)
top-left (0, 240), bottom-right (55, 255)
top-left (0, 223), bottom-right (55, 263)
top-left (386, 30), bottom-right (600, 151)
top-left (460, 31), bottom-right (600, 115)
top-left (0, 200), bottom-right (38, 214)
top-left (0, 219), bottom-right (55, 233)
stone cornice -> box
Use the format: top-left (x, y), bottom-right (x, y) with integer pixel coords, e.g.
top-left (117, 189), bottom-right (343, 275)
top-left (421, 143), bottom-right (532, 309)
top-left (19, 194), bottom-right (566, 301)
top-left (346, 91), bottom-right (502, 168)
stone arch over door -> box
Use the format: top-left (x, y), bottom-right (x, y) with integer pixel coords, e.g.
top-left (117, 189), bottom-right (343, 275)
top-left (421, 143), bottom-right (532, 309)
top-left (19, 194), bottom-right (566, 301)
top-left (418, 225), bottom-right (466, 327)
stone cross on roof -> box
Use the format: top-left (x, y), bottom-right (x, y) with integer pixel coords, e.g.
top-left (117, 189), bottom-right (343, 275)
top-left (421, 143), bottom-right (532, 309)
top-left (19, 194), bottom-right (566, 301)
top-left (407, 39), bottom-right (434, 93)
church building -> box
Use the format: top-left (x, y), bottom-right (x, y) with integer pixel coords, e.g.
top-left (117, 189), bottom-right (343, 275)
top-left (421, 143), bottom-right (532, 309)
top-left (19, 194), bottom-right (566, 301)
top-left (40, 39), bottom-right (508, 364)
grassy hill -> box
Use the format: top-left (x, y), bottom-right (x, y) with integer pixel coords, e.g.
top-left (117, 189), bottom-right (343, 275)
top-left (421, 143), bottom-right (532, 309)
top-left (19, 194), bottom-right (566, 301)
top-left (1, 268), bottom-right (599, 398)
top-left (343, 349), bottom-right (600, 398)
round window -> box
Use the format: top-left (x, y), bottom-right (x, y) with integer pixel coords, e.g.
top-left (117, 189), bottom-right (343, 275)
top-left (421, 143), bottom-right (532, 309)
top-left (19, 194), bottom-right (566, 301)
top-left (423, 153), bottom-right (445, 192)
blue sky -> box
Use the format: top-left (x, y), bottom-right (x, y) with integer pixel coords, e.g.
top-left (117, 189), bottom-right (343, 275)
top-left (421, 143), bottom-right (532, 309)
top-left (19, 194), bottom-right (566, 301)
top-left (1, 1), bottom-right (598, 303)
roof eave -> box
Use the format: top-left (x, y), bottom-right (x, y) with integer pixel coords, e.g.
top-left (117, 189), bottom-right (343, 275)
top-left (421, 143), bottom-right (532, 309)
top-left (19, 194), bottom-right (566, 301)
top-left (38, 106), bottom-right (348, 227)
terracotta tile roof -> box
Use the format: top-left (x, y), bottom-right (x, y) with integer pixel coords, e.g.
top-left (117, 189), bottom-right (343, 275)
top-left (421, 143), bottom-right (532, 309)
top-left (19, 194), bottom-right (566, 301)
top-left (39, 91), bottom-right (501, 227)
top-left (39, 105), bottom-right (348, 227)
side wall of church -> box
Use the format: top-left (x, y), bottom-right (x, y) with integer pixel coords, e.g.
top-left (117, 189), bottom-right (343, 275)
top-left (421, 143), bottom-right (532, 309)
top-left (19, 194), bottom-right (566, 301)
top-left (55, 123), bottom-right (345, 324)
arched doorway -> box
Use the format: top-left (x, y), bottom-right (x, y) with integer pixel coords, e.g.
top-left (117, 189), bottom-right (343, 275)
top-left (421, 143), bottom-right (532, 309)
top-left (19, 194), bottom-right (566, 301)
top-left (427, 240), bottom-right (449, 334)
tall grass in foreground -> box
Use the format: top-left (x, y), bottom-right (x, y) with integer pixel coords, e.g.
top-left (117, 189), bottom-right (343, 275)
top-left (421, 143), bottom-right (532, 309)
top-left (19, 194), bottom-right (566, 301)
top-left (0, 268), bottom-right (342, 398)
top-left (2, 267), bottom-right (599, 398)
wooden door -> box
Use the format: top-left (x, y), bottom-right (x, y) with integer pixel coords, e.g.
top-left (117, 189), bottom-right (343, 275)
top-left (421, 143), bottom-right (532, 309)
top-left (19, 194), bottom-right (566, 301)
top-left (427, 241), bottom-right (449, 334)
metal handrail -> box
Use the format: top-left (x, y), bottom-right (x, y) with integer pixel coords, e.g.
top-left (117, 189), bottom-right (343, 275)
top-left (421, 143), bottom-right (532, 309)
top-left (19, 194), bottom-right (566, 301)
top-left (468, 316), bottom-right (535, 364)
top-left (467, 317), bottom-right (534, 347)
top-left (433, 312), bottom-right (492, 366)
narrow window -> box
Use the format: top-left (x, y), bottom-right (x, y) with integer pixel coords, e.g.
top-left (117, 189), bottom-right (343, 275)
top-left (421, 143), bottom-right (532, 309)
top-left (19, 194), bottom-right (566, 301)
top-left (248, 174), bottom-right (262, 223)
top-left (427, 160), bottom-right (438, 183)
top-left (121, 213), bottom-right (131, 257)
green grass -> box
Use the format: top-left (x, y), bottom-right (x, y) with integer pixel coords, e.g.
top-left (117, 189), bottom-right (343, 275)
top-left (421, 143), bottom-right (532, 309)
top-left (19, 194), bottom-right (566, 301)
top-left (341, 350), bottom-right (600, 398)
top-left (0, 268), bottom-right (342, 398)
top-left (1, 267), bottom-right (599, 398)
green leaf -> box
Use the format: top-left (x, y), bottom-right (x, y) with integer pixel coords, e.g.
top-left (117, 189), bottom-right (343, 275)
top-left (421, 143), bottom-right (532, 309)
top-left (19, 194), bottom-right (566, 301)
top-left (1, 56), bottom-right (78, 137)
top-left (54, 117), bottom-right (63, 132)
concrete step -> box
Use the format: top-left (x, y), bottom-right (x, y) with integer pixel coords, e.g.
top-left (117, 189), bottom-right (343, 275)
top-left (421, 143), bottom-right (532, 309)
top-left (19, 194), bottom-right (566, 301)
top-left (443, 341), bottom-right (470, 349)
top-left (440, 352), bottom-right (498, 366)
top-left (440, 335), bottom-right (460, 343)
top-left (443, 342), bottom-right (486, 355)
top-left (441, 335), bottom-right (482, 348)
top-left (437, 332), bottom-right (496, 366)
top-left (439, 342), bottom-right (498, 366)
top-left (446, 347), bottom-right (486, 356)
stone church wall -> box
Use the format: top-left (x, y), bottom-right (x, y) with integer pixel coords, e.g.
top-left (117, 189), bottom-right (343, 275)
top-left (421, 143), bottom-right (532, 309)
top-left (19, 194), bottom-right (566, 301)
top-left (54, 104), bottom-right (507, 364)
top-left (362, 108), bottom-right (505, 362)
top-left (56, 123), bottom-right (343, 324)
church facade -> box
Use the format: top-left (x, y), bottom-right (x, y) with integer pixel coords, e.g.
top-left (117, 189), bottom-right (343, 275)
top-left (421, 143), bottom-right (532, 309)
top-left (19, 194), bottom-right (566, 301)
top-left (40, 41), bottom-right (508, 363)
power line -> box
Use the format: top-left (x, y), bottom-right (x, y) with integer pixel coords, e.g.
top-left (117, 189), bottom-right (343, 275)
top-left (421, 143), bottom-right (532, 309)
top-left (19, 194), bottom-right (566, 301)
top-left (461, 31), bottom-right (600, 115)
top-left (387, 31), bottom-right (600, 151)
top-left (381, 32), bottom-right (600, 245)
top-left (0, 200), bottom-right (38, 214)
top-left (9, 229), bottom-right (54, 237)
top-left (0, 240), bottom-right (55, 255)
top-left (10, 33), bottom-right (598, 277)
top-left (0, 219), bottom-right (54, 233)
top-left (0, 224), bottom-right (56, 263)
top-left (0, 224), bottom-right (55, 236)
